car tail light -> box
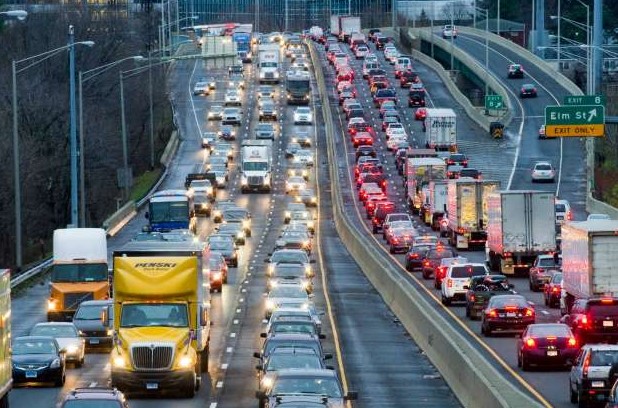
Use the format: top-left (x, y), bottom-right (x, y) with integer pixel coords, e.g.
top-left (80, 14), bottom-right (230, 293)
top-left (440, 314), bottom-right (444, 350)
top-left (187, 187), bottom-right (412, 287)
top-left (381, 180), bottom-right (387, 188)
top-left (524, 308), bottom-right (534, 317)
top-left (568, 337), bottom-right (577, 347)
top-left (505, 306), bottom-right (517, 311)
top-left (409, 253), bottom-right (419, 259)
top-left (470, 294), bottom-right (475, 302)
top-left (525, 337), bottom-right (536, 348)
top-left (583, 352), bottom-right (591, 378)
top-left (488, 309), bottom-right (497, 318)
top-left (567, 211), bottom-right (573, 221)
top-left (602, 298), bottom-right (614, 304)
top-left (552, 286), bottom-right (559, 293)
top-left (581, 314), bottom-right (591, 329)
top-left (423, 260), bottom-right (430, 267)
top-left (537, 268), bottom-right (545, 274)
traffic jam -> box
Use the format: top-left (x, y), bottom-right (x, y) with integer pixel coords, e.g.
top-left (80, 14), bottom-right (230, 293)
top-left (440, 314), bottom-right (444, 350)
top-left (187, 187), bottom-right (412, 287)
top-left (311, 26), bottom-right (618, 408)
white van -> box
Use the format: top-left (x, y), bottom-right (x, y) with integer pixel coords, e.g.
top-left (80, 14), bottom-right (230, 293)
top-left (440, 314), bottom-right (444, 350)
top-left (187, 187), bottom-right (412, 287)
top-left (362, 61), bottom-right (379, 78)
top-left (395, 56), bottom-right (412, 77)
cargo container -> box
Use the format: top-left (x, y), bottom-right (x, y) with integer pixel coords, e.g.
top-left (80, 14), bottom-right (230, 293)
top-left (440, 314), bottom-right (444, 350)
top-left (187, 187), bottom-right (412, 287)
top-left (339, 16), bottom-right (361, 42)
top-left (330, 15), bottom-right (341, 37)
top-left (447, 179), bottom-right (500, 250)
top-left (425, 180), bottom-right (448, 230)
top-left (561, 220), bottom-right (618, 311)
top-left (486, 190), bottom-right (556, 275)
top-left (424, 108), bottom-right (457, 151)
top-left (405, 157), bottom-right (446, 214)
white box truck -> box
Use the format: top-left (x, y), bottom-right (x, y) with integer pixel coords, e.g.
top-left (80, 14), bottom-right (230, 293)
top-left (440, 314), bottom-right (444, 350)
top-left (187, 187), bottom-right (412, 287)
top-left (446, 179), bottom-right (501, 250)
top-left (241, 140), bottom-right (272, 193)
top-left (424, 180), bottom-right (448, 231)
top-left (405, 157), bottom-right (446, 214)
top-left (486, 190), bottom-right (556, 275)
top-left (424, 108), bottom-right (457, 152)
top-left (561, 220), bottom-right (618, 312)
top-left (330, 15), bottom-right (341, 38)
top-left (258, 43), bottom-right (281, 84)
top-left (339, 16), bottom-right (361, 42)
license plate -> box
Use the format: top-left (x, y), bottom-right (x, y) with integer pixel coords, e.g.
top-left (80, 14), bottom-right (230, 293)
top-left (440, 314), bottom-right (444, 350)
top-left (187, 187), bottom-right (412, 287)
top-left (557, 216), bottom-right (564, 220)
top-left (89, 339), bottom-right (100, 345)
top-left (146, 383), bottom-right (159, 390)
top-left (592, 381), bottom-right (605, 388)
top-left (547, 350), bottom-right (558, 357)
top-left (506, 312), bottom-right (516, 318)
top-left (25, 371), bottom-right (37, 378)
top-left (604, 320), bottom-right (614, 327)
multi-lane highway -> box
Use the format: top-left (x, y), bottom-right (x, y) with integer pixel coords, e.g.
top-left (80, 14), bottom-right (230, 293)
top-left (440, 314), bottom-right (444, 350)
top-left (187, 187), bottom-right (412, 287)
top-left (9, 38), bottom-right (461, 407)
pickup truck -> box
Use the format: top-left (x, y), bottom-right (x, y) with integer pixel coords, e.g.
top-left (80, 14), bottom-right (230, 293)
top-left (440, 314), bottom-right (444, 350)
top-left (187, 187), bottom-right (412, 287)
top-left (465, 275), bottom-right (515, 320)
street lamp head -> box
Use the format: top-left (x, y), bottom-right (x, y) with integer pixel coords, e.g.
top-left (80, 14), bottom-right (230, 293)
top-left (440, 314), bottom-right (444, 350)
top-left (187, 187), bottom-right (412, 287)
top-left (132, 56), bottom-right (146, 61)
top-left (549, 15), bottom-right (558, 20)
top-left (4, 10), bottom-right (28, 19)
top-left (81, 41), bottom-right (95, 47)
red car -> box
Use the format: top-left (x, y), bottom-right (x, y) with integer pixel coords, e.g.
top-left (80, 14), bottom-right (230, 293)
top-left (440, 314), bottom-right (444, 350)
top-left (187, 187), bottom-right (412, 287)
top-left (348, 121), bottom-right (371, 136)
top-left (517, 323), bottom-right (578, 371)
top-left (355, 160), bottom-right (382, 178)
top-left (400, 71), bottom-right (420, 88)
top-left (365, 196), bottom-right (389, 218)
top-left (372, 202), bottom-right (396, 233)
top-left (352, 132), bottom-right (374, 147)
top-left (369, 74), bottom-right (388, 87)
top-left (415, 108), bottom-right (427, 121)
top-left (337, 81), bottom-right (353, 93)
top-left (543, 272), bottom-right (562, 308)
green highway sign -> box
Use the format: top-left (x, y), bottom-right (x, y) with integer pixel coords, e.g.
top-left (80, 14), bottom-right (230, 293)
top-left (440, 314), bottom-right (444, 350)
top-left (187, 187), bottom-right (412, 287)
top-left (485, 95), bottom-right (503, 110)
top-left (564, 95), bottom-right (606, 106)
top-left (545, 105), bottom-right (605, 137)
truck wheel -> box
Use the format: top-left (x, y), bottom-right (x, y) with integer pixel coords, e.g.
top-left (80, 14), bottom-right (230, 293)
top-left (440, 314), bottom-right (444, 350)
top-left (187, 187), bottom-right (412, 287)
top-left (441, 294), bottom-right (451, 306)
top-left (182, 378), bottom-right (196, 398)
top-left (570, 382), bottom-right (578, 403)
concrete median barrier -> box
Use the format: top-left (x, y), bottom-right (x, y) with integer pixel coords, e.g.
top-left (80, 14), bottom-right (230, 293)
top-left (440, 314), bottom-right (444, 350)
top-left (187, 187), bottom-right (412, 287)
top-left (308, 41), bottom-right (545, 408)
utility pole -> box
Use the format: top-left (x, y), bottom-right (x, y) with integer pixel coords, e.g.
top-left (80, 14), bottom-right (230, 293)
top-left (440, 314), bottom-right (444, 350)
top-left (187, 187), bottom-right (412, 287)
top-left (593, 0), bottom-right (603, 95)
top-left (68, 25), bottom-right (79, 227)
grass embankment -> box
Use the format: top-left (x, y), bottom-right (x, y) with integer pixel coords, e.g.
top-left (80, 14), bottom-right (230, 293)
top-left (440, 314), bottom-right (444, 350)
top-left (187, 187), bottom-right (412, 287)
top-left (130, 168), bottom-right (163, 202)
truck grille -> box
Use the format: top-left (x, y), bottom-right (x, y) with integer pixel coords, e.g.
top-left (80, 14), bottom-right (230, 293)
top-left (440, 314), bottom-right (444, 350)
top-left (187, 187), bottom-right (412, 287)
top-left (248, 176), bottom-right (264, 186)
top-left (265, 72), bottom-right (274, 78)
top-left (131, 343), bottom-right (174, 371)
top-left (63, 292), bottom-right (94, 310)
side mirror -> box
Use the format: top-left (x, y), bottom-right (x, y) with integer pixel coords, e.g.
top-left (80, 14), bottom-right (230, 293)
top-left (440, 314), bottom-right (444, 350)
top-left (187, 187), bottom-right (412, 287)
top-left (260, 332), bottom-right (267, 338)
top-left (345, 391), bottom-right (359, 401)
top-left (101, 306), bottom-right (110, 328)
top-left (144, 211), bottom-right (149, 219)
top-left (264, 258), bottom-right (270, 263)
top-left (310, 259), bottom-right (316, 264)
top-left (255, 390), bottom-right (266, 399)
top-left (323, 353), bottom-right (333, 360)
top-left (509, 284), bottom-right (515, 289)
top-left (326, 365), bottom-right (335, 370)
top-left (253, 352), bottom-right (261, 359)
top-left (255, 364), bottom-right (263, 371)
top-left (319, 334), bottom-right (326, 339)
top-left (199, 305), bottom-right (209, 326)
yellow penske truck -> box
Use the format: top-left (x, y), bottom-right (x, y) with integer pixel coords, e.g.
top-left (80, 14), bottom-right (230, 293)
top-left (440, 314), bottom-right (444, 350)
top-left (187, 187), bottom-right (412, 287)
top-left (0, 270), bottom-right (11, 407)
top-left (105, 236), bottom-right (211, 397)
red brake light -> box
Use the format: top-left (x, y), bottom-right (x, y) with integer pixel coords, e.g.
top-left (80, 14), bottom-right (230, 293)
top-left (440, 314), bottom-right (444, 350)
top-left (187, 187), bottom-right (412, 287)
top-left (568, 337), bottom-right (577, 347)
top-left (488, 309), bottom-right (497, 318)
top-left (469, 294), bottom-right (475, 302)
top-left (525, 337), bottom-right (536, 348)
top-left (546, 336), bottom-right (557, 340)
top-left (583, 352), bottom-right (591, 377)
top-left (423, 260), bottom-right (429, 266)
top-left (552, 287), bottom-right (559, 293)
top-left (525, 308), bottom-right (534, 317)
top-left (581, 314), bottom-right (590, 328)
top-left (602, 298), bottom-right (614, 304)
top-left (567, 211), bottom-right (573, 220)
top-left (505, 306), bottom-right (517, 311)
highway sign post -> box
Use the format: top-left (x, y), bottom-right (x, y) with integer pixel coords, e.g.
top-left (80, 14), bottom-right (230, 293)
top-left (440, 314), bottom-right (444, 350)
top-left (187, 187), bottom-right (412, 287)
top-left (564, 95), bottom-right (606, 106)
top-left (485, 95), bottom-right (503, 110)
top-left (545, 105), bottom-right (605, 137)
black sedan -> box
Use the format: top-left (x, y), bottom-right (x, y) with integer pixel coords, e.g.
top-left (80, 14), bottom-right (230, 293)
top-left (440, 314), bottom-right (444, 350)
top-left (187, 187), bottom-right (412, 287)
top-left (405, 244), bottom-right (432, 272)
top-left (517, 323), bottom-right (579, 371)
top-left (520, 83), bottom-right (538, 98)
top-left (481, 294), bottom-right (535, 336)
top-left (209, 235), bottom-right (239, 267)
top-left (218, 125), bottom-right (237, 141)
top-left (12, 336), bottom-right (66, 386)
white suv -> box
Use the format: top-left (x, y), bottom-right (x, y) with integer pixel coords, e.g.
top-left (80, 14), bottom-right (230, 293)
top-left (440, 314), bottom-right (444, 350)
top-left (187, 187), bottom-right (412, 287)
top-left (555, 199), bottom-right (572, 224)
top-left (441, 263), bottom-right (489, 305)
top-left (569, 344), bottom-right (618, 405)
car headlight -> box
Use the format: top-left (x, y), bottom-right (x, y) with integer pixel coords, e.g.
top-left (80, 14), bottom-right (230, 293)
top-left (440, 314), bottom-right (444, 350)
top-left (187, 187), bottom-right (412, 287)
top-left (237, 232), bottom-right (244, 238)
top-left (305, 266), bottom-right (313, 276)
top-left (50, 358), bottom-right (61, 369)
top-left (214, 210), bottom-right (221, 218)
top-left (268, 265), bottom-right (275, 276)
top-left (307, 221), bottom-right (314, 228)
top-left (207, 187), bottom-right (213, 195)
top-left (269, 279), bottom-right (278, 288)
top-left (266, 299), bottom-right (275, 310)
top-left (311, 197), bottom-right (317, 202)
top-left (47, 299), bottom-right (58, 311)
top-left (212, 272), bottom-right (222, 281)
top-left (113, 356), bottom-right (126, 368)
top-left (261, 376), bottom-right (274, 388)
top-left (241, 176), bottom-right (248, 186)
top-left (285, 211), bottom-right (291, 218)
top-left (179, 355), bottom-right (193, 368)
top-left (66, 344), bottom-right (79, 354)
top-left (301, 280), bottom-right (310, 290)
top-left (274, 72), bottom-right (279, 78)
top-left (106, 329), bottom-right (114, 336)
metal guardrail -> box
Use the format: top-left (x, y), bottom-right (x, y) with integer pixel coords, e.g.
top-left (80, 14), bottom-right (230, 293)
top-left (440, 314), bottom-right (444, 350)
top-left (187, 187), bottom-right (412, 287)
top-left (11, 259), bottom-right (53, 289)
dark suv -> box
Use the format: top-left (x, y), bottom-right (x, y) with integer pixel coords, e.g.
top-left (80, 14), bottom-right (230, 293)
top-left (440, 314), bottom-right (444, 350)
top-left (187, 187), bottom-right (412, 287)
top-left (60, 388), bottom-right (129, 407)
top-left (561, 298), bottom-right (618, 345)
top-left (372, 202), bottom-right (396, 233)
top-left (400, 71), bottom-right (419, 88)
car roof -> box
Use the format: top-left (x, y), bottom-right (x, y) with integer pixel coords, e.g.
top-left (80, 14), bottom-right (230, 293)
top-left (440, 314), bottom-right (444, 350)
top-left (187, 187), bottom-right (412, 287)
top-left (14, 335), bottom-right (57, 342)
top-left (274, 368), bottom-right (338, 378)
top-left (63, 387), bottom-right (125, 401)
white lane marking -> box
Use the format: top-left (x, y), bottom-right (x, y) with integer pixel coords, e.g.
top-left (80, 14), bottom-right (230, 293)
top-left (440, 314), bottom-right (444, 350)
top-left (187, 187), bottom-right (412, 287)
top-left (233, 319), bottom-right (239, 324)
top-left (89, 382), bottom-right (98, 388)
top-left (216, 381), bottom-right (223, 388)
top-left (221, 363), bottom-right (228, 370)
top-left (209, 403), bottom-right (218, 408)
top-left (226, 347), bottom-right (233, 353)
top-left (541, 310), bottom-right (549, 315)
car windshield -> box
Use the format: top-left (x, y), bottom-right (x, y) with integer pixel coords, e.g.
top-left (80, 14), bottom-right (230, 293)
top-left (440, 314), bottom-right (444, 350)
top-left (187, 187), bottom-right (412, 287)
top-left (428, 249), bottom-right (456, 259)
top-left (556, 204), bottom-right (567, 212)
top-left (274, 265), bottom-right (305, 277)
top-left (272, 322), bottom-right (317, 335)
top-left (271, 376), bottom-right (343, 397)
top-left (535, 164), bottom-right (552, 171)
top-left (590, 350), bottom-right (618, 366)
top-left (266, 354), bottom-right (322, 371)
top-left (269, 286), bottom-right (306, 298)
top-left (223, 209), bottom-right (248, 220)
top-left (12, 339), bottom-right (57, 355)
top-left (257, 124), bottom-right (273, 131)
top-left (490, 296), bottom-right (526, 308)
top-left (120, 303), bottom-right (189, 328)
top-left (272, 251), bottom-right (309, 264)
top-left (450, 265), bottom-right (487, 278)
top-left (589, 304), bottom-right (618, 317)
top-left (296, 108), bottom-right (311, 114)
top-left (210, 240), bottom-right (233, 250)
top-left (75, 304), bottom-right (111, 321)
top-left (538, 257), bottom-right (561, 267)
top-left (31, 325), bottom-right (78, 338)
top-left (63, 401), bottom-right (122, 408)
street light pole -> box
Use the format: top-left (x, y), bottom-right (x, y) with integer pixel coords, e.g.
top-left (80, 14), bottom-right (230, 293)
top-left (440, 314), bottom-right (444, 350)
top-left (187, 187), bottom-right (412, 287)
top-left (78, 70), bottom-right (86, 226)
top-left (557, 0), bottom-right (561, 68)
top-left (148, 52), bottom-right (155, 170)
top-left (11, 60), bottom-right (22, 267)
top-left (497, 0), bottom-right (500, 39)
top-left (119, 71), bottom-right (130, 201)
top-left (68, 25), bottom-right (79, 228)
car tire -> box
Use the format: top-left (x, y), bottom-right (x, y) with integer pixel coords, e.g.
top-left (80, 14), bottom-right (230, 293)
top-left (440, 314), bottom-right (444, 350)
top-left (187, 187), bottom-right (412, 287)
top-left (372, 226), bottom-right (378, 234)
top-left (441, 294), bottom-right (451, 306)
top-left (389, 246), bottom-right (395, 254)
top-left (465, 306), bottom-right (470, 317)
top-left (76, 356), bottom-right (84, 368)
top-left (55, 371), bottom-right (66, 387)
top-left (405, 263), bottom-right (412, 272)
top-left (577, 390), bottom-right (586, 408)
top-left (544, 295), bottom-right (549, 306)
top-left (521, 354), bottom-right (531, 371)
top-left (570, 382), bottom-right (578, 404)
top-left (434, 280), bottom-right (440, 290)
